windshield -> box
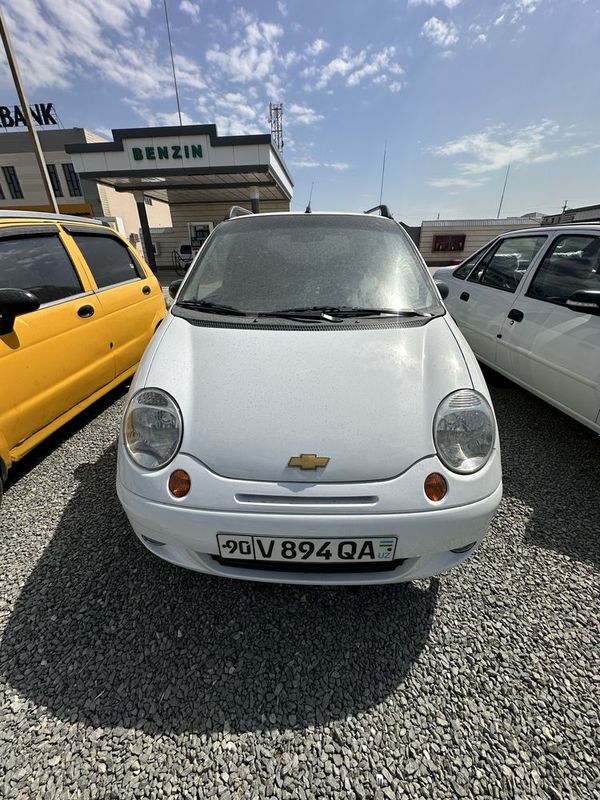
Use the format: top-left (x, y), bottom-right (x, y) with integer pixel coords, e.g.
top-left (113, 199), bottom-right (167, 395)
top-left (177, 215), bottom-right (441, 316)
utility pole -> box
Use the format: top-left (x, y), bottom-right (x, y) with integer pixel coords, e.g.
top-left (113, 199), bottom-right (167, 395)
top-left (0, 6), bottom-right (58, 211)
top-left (561, 200), bottom-right (568, 214)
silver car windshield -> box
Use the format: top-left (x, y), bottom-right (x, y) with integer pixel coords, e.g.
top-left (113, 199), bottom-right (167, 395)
top-left (178, 215), bottom-right (442, 316)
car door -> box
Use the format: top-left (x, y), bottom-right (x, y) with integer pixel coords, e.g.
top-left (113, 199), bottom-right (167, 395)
top-left (64, 227), bottom-right (162, 378)
top-left (438, 241), bottom-right (497, 323)
top-left (0, 225), bottom-right (113, 455)
top-left (456, 234), bottom-right (548, 366)
top-left (496, 232), bottom-right (600, 429)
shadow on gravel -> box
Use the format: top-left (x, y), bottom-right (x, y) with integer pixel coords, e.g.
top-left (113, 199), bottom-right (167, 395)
top-left (3, 384), bottom-right (128, 493)
top-left (1, 443), bottom-right (438, 736)
top-left (484, 368), bottom-right (599, 569)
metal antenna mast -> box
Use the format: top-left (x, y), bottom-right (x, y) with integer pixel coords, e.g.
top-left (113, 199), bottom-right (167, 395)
top-left (163, 0), bottom-right (183, 125)
top-left (496, 159), bottom-right (511, 219)
top-left (305, 181), bottom-right (314, 213)
top-left (0, 6), bottom-right (58, 211)
top-left (378, 140), bottom-right (387, 205)
top-left (269, 103), bottom-right (284, 151)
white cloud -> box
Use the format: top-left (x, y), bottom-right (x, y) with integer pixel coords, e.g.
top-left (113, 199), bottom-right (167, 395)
top-left (494, 13), bottom-right (505, 25)
top-left (474, 33), bottom-right (487, 43)
top-left (179, 1), bottom-right (201, 23)
top-left (346, 47), bottom-right (403, 86)
top-left (288, 104), bottom-right (323, 125)
top-left (206, 19), bottom-right (284, 83)
top-left (314, 45), bottom-right (404, 92)
top-left (428, 176), bottom-right (489, 189)
top-left (429, 120), bottom-right (599, 191)
top-left (408, 0), bottom-right (462, 8)
top-left (277, 1), bottom-right (288, 16)
top-left (0, 0), bottom-right (198, 100)
top-left (215, 92), bottom-right (259, 121)
top-left (126, 100), bottom-right (198, 126)
top-left (421, 17), bottom-right (459, 48)
top-left (306, 38), bottom-right (329, 56)
top-left (510, 0), bottom-right (542, 24)
top-left (291, 160), bottom-right (350, 170)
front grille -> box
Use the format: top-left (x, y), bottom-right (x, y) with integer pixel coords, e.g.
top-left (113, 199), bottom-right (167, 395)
top-left (212, 556), bottom-right (405, 574)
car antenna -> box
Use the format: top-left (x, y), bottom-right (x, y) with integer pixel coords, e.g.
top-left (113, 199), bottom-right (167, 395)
top-left (305, 181), bottom-right (315, 213)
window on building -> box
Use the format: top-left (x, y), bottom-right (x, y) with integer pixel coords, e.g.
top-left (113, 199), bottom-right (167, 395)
top-left (47, 164), bottom-right (63, 198)
top-left (73, 233), bottom-right (143, 288)
top-left (0, 233), bottom-right (82, 304)
top-left (527, 235), bottom-right (600, 306)
top-left (0, 181), bottom-right (5, 200)
top-left (62, 163), bottom-right (82, 197)
top-left (469, 236), bottom-right (547, 293)
top-left (2, 166), bottom-right (23, 199)
top-left (144, 196), bottom-right (153, 206)
top-left (433, 234), bottom-right (466, 253)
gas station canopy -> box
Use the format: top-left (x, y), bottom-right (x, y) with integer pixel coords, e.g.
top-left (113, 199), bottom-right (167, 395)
top-left (65, 124), bottom-right (293, 205)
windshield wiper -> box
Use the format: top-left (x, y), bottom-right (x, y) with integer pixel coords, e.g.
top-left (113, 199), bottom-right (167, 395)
top-left (176, 300), bottom-right (248, 317)
top-left (255, 305), bottom-right (343, 321)
top-left (258, 305), bottom-right (432, 319)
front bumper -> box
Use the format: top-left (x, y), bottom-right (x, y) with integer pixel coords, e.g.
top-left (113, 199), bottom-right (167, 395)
top-left (117, 479), bottom-right (503, 585)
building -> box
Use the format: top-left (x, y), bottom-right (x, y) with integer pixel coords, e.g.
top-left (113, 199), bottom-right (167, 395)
top-left (418, 216), bottom-right (541, 268)
top-left (66, 124), bottom-right (293, 270)
top-left (542, 203), bottom-right (600, 226)
top-left (0, 128), bottom-right (172, 254)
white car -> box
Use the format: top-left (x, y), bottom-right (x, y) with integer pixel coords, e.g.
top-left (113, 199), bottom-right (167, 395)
top-left (435, 225), bottom-right (600, 434)
top-left (117, 207), bottom-right (502, 585)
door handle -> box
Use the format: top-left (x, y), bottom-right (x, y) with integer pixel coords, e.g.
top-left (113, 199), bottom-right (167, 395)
top-left (77, 304), bottom-right (95, 319)
top-left (460, 291), bottom-right (470, 301)
top-left (507, 308), bottom-right (524, 323)
top-left (142, 285), bottom-right (151, 295)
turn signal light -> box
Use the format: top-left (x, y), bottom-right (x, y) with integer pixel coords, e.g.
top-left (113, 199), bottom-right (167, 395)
top-left (424, 472), bottom-right (447, 502)
top-left (169, 469), bottom-right (191, 498)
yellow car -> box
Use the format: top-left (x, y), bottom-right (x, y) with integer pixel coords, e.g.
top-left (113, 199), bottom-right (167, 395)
top-left (0, 211), bottom-right (166, 501)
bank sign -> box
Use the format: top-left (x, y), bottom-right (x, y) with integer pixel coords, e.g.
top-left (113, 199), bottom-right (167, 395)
top-left (131, 143), bottom-right (203, 162)
top-left (0, 103), bottom-right (57, 128)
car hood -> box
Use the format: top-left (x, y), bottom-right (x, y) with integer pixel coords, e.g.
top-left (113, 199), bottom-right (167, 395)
top-left (144, 315), bottom-right (472, 483)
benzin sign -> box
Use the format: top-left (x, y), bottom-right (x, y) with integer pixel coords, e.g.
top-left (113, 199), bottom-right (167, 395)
top-left (0, 103), bottom-right (57, 128)
top-left (131, 144), bottom-right (203, 162)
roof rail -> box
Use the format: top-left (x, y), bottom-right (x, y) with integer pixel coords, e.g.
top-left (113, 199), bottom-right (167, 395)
top-left (365, 204), bottom-right (393, 220)
top-left (225, 205), bottom-right (254, 220)
top-left (0, 209), bottom-right (105, 224)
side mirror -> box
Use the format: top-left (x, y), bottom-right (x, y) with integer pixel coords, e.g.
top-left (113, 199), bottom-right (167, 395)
top-left (169, 279), bottom-right (183, 300)
top-left (435, 280), bottom-right (449, 301)
top-left (566, 289), bottom-right (600, 315)
top-left (0, 288), bottom-right (40, 335)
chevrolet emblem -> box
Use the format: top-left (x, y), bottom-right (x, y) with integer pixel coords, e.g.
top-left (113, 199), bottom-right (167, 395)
top-left (288, 453), bottom-right (330, 470)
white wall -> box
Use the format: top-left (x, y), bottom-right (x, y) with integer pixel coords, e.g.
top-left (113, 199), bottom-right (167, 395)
top-left (419, 219), bottom-right (541, 267)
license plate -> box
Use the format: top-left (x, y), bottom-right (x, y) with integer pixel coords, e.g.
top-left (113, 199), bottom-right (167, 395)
top-left (217, 535), bottom-right (397, 564)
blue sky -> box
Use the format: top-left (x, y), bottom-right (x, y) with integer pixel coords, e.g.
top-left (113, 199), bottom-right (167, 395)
top-left (2, 0), bottom-right (599, 223)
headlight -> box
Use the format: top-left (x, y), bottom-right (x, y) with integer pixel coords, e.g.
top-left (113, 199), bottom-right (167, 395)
top-left (123, 388), bottom-right (182, 470)
top-left (434, 390), bottom-right (495, 474)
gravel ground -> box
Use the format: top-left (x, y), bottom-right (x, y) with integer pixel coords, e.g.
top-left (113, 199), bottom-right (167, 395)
top-left (0, 376), bottom-right (598, 799)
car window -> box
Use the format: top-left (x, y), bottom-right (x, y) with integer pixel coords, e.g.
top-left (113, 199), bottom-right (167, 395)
top-left (73, 233), bottom-right (143, 288)
top-left (452, 243), bottom-right (494, 280)
top-left (468, 236), bottom-right (546, 293)
top-left (527, 234), bottom-right (600, 306)
top-left (0, 233), bottom-right (82, 304)
top-left (179, 215), bottom-right (441, 315)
